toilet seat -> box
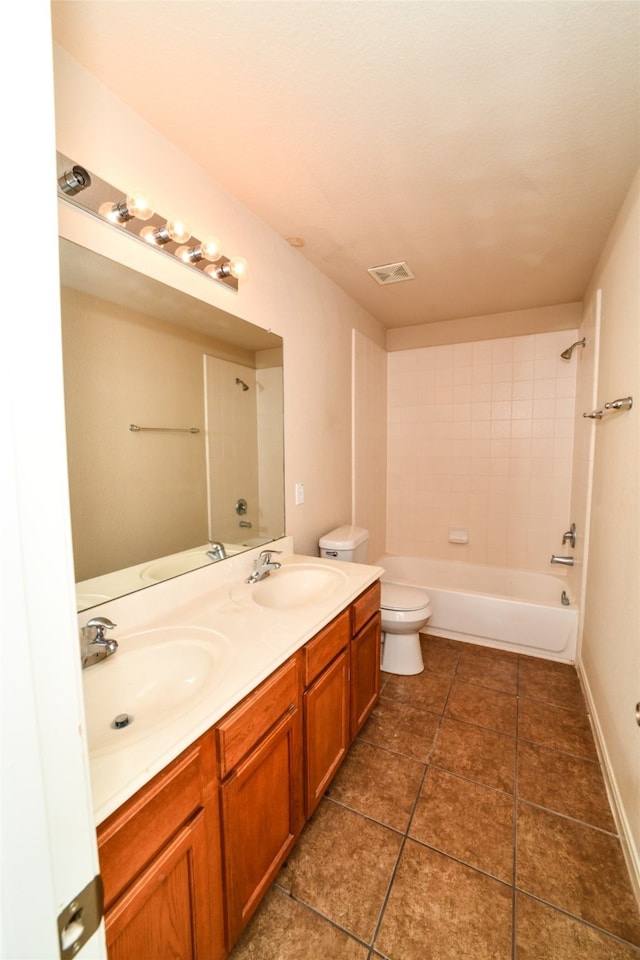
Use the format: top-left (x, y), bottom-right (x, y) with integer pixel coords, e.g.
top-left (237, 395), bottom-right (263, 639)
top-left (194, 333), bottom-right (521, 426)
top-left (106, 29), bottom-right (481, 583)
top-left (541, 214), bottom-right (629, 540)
top-left (381, 582), bottom-right (430, 613)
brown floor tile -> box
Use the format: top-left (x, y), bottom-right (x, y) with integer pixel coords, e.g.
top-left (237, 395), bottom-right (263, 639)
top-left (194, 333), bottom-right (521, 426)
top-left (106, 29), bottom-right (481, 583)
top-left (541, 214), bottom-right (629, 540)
top-left (456, 650), bottom-right (519, 695)
top-left (326, 739), bottom-right (424, 831)
top-left (461, 642), bottom-right (519, 663)
top-left (519, 656), bottom-right (586, 711)
top-left (432, 716), bottom-right (516, 793)
top-left (420, 634), bottom-right (462, 679)
top-left (518, 698), bottom-right (597, 759)
top-left (277, 799), bottom-right (402, 943)
top-left (409, 768), bottom-right (514, 882)
top-left (445, 679), bottom-right (517, 735)
top-left (518, 740), bottom-right (616, 832)
top-left (516, 802), bottom-right (640, 946)
top-left (375, 840), bottom-right (513, 960)
top-left (515, 893), bottom-right (640, 960)
top-left (358, 696), bottom-right (440, 762)
top-left (228, 886), bottom-right (369, 959)
top-left (382, 668), bottom-right (452, 714)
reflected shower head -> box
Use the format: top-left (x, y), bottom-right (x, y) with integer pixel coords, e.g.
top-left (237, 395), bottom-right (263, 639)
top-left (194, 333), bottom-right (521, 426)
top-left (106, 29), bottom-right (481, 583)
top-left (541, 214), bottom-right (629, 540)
top-left (235, 377), bottom-right (249, 391)
top-left (560, 338), bottom-right (587, 360)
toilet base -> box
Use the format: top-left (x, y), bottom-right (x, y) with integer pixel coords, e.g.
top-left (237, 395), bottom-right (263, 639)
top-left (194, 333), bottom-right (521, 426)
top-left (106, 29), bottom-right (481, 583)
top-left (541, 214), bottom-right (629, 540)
top-left (380, 630), bottom-right (424, 675)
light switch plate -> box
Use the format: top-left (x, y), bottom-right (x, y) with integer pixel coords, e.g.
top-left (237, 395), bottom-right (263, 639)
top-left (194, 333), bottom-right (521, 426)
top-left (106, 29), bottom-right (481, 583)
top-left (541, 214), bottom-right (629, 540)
top-left (295, 482), bottom-right (304, 505)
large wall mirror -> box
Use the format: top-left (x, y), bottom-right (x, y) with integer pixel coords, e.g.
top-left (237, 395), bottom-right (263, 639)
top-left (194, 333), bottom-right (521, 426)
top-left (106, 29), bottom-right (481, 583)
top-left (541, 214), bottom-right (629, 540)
top-left (59, 238), bottom-right (284, 612)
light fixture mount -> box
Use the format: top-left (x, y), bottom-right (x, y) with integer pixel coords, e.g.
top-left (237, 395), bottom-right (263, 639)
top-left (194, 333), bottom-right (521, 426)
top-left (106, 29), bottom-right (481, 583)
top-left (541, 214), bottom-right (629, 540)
top-left (55, 152), bottom-right (245, 291)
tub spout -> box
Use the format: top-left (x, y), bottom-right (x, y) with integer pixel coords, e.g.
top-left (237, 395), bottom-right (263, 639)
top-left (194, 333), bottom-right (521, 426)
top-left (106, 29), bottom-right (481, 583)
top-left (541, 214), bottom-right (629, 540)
top-left (551, 555), bottom-right (574, 566)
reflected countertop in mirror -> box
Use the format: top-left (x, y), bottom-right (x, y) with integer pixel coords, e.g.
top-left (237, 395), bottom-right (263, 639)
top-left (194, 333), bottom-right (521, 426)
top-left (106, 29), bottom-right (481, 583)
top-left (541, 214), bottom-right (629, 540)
top-left (59, 239), bottom-right (285, 611)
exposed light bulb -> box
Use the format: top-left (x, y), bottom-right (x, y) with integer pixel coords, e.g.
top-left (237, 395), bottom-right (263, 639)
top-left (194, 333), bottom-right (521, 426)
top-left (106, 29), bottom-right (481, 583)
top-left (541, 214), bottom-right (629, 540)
top-left (227, 256), bottom-right (249, 279)
top-left (205, 256), bottom-right (249, 282)
top-left (175, 237), bottom-right (222, 264)
top-left (98, 189), bottom-right (154, 224)
top-left (140, 217), bottom-right (190, 246)
top-left (124, 190), bottom-right (154, 221)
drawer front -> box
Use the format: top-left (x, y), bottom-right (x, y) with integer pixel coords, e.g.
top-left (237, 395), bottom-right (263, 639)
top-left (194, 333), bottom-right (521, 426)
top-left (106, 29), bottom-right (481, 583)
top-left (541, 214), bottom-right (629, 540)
top-left (98, 732), bottom-right (214, 911)
top-left (351, 580), bottom-right (381, 635)
top-left (303, 609), bottom-right (350, 686)
top-left (216, 655), bottom-right (300, 778)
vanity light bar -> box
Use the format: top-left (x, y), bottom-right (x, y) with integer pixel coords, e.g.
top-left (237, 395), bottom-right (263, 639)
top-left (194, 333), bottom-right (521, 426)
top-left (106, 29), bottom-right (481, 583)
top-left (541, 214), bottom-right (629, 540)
top-left (55, 152), bottom-right (247, 292)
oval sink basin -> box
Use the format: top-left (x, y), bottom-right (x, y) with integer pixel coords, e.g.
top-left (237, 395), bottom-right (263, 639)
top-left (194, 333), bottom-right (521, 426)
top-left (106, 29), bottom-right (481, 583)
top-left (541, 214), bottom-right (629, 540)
top-left (251, 563), bottom-right (348, 609)
top-left (83, 626), bottom-right (231, 754)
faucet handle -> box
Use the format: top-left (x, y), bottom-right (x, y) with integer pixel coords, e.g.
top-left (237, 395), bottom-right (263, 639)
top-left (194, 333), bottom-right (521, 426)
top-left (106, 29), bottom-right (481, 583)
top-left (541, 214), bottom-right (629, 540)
top-left (85, 616), bottom-right (117, 641)
top-left (258, 549), bottom-right (282, 562)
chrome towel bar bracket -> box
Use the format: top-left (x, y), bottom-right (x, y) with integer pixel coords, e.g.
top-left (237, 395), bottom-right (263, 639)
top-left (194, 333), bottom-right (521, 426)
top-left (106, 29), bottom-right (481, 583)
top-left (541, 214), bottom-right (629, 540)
top-left (583, 396), bottom-right (633, 420)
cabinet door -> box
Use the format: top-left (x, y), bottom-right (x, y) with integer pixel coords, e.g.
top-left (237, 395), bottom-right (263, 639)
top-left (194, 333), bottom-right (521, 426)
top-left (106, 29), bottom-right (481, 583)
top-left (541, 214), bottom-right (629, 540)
top-left (304, 648), bottom-right (350, 818)
top-left (221, 705), bottom-right (303, 948)
top-left (350, 613), bottom-right (381, 739)
top-left (105, 810), bottom-right (212, 960)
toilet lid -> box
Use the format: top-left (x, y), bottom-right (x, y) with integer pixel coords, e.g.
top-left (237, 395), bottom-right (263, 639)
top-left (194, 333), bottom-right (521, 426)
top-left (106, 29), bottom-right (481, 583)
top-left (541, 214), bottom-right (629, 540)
top-left (381, 582), bottom-right (429, 612)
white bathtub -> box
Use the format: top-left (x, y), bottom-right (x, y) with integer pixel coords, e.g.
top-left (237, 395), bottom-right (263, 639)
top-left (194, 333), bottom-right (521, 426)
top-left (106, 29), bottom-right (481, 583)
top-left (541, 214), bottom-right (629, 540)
top-left (375, 554), bottom-right (577, 662)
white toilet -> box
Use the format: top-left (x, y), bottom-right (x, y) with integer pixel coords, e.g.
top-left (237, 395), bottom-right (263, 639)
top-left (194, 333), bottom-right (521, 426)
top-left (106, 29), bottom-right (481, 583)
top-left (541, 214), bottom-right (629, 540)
top-left (318, 525), bottom-right (431, 676)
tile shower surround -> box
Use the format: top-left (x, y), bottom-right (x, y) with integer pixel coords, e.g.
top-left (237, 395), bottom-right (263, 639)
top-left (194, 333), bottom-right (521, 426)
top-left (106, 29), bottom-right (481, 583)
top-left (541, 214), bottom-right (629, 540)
top-left (229, 637), bottom-right (640, 960)
top-left (386, 331), bottom-right (579, 571)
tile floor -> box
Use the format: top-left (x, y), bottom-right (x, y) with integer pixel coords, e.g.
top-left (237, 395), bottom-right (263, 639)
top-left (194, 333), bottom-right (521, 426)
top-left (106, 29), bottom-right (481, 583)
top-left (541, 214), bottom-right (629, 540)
top-left (229, 636), bottom-right (640, 959)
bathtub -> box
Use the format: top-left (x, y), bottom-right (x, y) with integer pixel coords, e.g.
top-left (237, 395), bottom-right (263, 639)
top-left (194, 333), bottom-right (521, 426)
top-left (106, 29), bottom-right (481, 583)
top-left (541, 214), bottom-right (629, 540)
top-left (375, 554), bottom-right (577, 662)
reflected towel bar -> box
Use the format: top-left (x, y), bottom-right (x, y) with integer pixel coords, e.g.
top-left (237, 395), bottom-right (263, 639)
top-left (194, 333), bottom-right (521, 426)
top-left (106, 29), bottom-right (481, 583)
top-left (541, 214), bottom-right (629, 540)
top-left (129, 424), bottom-right (200, 433)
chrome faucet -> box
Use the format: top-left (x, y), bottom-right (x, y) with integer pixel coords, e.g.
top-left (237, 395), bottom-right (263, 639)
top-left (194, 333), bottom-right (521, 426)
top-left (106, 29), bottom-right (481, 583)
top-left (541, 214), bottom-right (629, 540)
top-left (550, 555), bottom-right (574, 567)
top-left (82, 616), bottom-right (118, 669)
top-left (206, 540), bottom-right (227, 562)
top-left (562, 523), bottom-right (577, 549)
top-left (245, 550), bottom-right (282, 584)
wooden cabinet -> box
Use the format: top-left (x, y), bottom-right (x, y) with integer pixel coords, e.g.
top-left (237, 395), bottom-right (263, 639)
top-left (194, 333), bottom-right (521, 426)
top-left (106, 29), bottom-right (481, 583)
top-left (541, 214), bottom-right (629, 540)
top-left (104, 809), bottom-right (211, 960)
top-left (217, 655), bottom-right (303, 950)
top-left (303, 609), bottom-right (351, 817)
top-left (97, 579), bottom-right (380, 959)
top-left (97, 730), bottom-right (225, 960)
top-left (350, 581), bottom-right (381, 739)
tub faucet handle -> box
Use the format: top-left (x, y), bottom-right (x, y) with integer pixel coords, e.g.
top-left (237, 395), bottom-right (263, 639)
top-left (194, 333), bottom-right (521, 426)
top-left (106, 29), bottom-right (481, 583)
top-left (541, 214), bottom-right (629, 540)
top-left (562, 523), bottom-right (576, 549)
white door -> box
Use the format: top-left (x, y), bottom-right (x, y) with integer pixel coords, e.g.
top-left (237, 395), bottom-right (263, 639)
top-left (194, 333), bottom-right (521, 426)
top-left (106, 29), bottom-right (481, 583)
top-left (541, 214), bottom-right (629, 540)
top-left (1, 4), bottom-right (106, 957)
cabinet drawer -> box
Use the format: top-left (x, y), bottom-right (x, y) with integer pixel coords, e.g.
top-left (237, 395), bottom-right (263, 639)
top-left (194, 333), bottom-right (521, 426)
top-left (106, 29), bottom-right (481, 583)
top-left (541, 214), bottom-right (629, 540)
top-left (351, 580), bottom-right (381, 635)
top-left (216, 655), bottom-right (300, 778)
top-left (303, 609), bottom-right (350, 686)
top-left (98, 731), bottom-right (215, 911)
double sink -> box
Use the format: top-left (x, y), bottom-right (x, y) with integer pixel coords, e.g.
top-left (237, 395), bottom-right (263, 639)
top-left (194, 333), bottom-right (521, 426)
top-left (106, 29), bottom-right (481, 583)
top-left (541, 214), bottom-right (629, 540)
top-left (83, 561), bottom-right (349, 758)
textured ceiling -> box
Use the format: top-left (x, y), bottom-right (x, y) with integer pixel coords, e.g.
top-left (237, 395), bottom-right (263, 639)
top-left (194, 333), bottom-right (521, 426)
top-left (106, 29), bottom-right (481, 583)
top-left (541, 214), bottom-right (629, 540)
top-left (51, 1), bottom-right (640, 329)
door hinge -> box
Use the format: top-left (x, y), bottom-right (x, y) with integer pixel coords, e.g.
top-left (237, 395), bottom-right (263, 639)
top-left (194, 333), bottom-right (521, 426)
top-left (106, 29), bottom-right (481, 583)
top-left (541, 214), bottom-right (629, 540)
top-left (57, 874), bottom-right (104, 958)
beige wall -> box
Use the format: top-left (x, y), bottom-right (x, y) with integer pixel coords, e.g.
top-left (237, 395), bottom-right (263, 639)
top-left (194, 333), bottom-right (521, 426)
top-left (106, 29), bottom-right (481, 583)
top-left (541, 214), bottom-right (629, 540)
top-left (54, 45), bottom-right (386, 561)
top-left (578, 169), bottom-right (640, 892)
top-left (387, 302), bottom-right (582, 351)
top-left (386, 330), bottom-right (578, 570)
top-left (353, 330), bottom-right (388, 561)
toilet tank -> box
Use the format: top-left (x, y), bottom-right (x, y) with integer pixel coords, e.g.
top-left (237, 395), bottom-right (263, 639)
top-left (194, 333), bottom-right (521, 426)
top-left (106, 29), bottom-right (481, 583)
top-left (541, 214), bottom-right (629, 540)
top-left (319, 525), bottom-right (369, 563)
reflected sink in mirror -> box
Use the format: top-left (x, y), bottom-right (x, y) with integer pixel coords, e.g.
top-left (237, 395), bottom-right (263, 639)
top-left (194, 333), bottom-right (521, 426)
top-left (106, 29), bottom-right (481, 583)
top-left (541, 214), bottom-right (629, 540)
top-left (250, 563), bottom-right (348, 609)
top-left (83, 626), bottom-right (231, 754)
top-left (140, 550), bottom-right (214, 583)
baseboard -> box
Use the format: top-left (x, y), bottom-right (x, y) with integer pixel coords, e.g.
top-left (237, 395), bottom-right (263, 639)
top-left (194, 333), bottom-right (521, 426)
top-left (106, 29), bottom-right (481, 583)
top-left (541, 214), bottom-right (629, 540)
top-left (577, 662), bottom-right (640, 907)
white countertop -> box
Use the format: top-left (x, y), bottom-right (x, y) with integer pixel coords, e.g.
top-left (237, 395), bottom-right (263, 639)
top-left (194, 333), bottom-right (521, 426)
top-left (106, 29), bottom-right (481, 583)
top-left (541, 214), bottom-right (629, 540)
top-left (81, 542), bottom-right (383, 825)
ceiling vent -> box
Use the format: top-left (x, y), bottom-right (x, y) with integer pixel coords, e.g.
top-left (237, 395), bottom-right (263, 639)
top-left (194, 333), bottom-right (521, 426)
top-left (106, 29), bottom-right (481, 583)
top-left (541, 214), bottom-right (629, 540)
top-left (367, 261), bottom-right (415, 285)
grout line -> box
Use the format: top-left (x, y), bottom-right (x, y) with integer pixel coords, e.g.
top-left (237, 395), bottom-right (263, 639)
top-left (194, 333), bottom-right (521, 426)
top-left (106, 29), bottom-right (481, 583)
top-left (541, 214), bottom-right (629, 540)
top-left (514, 890), bottom-right (640, 954)
top-left (516, 797), bottom-right (620, 837)
top-left (367, 652), bottom-right (460, 954)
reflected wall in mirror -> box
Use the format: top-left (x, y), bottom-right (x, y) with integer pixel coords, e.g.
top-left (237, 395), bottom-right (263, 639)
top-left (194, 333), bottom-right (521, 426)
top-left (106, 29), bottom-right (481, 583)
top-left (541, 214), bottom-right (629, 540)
top-left (59, 239), bottom-right (284, 611)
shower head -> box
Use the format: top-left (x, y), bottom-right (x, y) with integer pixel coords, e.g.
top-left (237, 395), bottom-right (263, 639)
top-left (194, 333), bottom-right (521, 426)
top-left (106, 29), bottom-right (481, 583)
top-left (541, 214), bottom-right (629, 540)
top-left (235, 377), bottom-right (249, 391)
top-left (560, 338), bottom-right (587, 360)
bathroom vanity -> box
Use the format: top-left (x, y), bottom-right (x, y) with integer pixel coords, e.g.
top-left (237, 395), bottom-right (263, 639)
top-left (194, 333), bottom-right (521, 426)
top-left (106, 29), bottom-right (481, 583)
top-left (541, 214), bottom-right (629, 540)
top-left (83, 548), bottom-right (381, 958)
